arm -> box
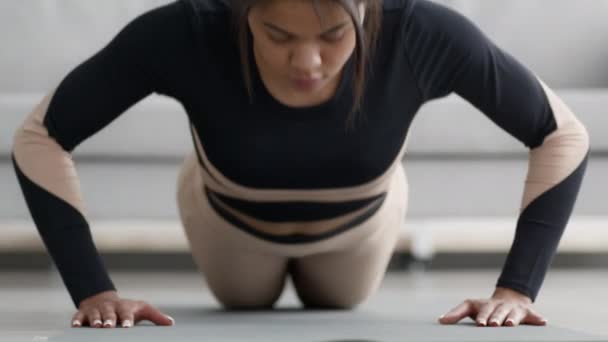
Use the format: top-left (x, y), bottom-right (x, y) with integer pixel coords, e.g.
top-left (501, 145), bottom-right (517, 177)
top-left (402, 0), bottom-right (589, 302)
top-left (497, 78), bottom-right (589, 302)
top-left (11, 1), bottom-right (189, 308)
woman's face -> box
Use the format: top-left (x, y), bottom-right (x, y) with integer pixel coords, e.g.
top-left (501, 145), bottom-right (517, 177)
top-left (248, 0), bottom-right (364, 108)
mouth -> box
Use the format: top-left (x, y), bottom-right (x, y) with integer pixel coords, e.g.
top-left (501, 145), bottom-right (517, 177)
top-left (291, 77), bottom-right (323, 91)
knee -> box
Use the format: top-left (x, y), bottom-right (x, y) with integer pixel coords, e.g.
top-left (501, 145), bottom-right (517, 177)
top-left (296, 288), bottom-right (368, 311)
top-left (214, 288), bottom-right (283, 311)
top-left (300, 297), bottom-right (362, 311)
top-left (218, 297), bottom-right (280, 311)
top-left (290, 269), bottom-right (374, 311)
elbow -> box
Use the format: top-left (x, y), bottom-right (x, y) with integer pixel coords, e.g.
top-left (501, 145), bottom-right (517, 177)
top-left (579, 121), bottom-right (591, 154)
top-left (569, 117), bottom-right (591, 157)
top-left (12, 115), bottom-right (35, 162)
top-left (12, 121), bottom-right (26, 161)
top-left (535, 115), bottom-right (590, 157)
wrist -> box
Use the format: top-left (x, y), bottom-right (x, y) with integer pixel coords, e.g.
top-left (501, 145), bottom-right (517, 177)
top-left (492, 286), bottom-right (532, 304)
top-left (79, 290), bottom-right (119, 307)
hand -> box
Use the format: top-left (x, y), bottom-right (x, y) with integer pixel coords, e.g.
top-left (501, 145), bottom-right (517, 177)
top-left (437, 287), bottom-right (548, 327)
top-left (71, 290), bottom-right (175, 328)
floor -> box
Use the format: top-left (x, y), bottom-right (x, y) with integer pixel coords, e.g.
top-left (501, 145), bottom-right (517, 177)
top-left (1, 269), bottom-right (607, 342)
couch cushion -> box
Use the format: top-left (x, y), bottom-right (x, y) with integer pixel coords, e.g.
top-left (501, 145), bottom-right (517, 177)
top-left (2, 0), bottom-right (607, 92)
top-left (1, 1), bottom-right (606, 157)
top-left (1, 156), bottom-right (606, 220)
top-left (2, 90), bottom-right (606, 157)
top-left (433, 0), bottom-right (608, 88)
top-left (0, 0), bottom-right (172, 93)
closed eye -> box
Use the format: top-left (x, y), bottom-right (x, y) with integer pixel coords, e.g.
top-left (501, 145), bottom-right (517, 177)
top-left (321, 29), bottom-right (346, 42)
top-left (267, 30), bottom-right (293, 43)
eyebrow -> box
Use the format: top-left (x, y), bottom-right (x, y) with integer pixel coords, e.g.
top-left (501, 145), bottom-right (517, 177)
top-left (262, 21), bottom-right (350, 37)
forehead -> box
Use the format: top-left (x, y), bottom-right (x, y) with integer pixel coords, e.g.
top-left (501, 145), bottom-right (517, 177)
top-left (253, 0), bottom-right (352, 31)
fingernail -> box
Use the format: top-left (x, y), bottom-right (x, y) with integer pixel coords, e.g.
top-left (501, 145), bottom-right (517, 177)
top-left (72, 320), bottom-right (81, 327)
top-left (438, 315), bottom-right (445, 320)
top-left (93, 319), bottom-right (102, 327)
top-left (122, 320), bottom-right (132, 328)
top-left (478, 320), bottom-right (487, 326)
top-left (166, 315), bottom-right (175, 325)
top-left (506, 319), bottom-right (515, 326)
top-left (542, 319), bottom-right (548, 324)
top-left (103, 319), bottom-right (113, 327)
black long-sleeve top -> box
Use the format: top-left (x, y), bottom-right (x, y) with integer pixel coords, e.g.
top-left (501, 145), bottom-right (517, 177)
top-left (11, 0), bottom-right (589, 308)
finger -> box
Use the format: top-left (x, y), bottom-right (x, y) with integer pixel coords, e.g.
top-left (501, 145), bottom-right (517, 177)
top-left (488, 303), bottom-right (512, 327)
top-left (71, 311), bottom-right (85, 328)
top-left (439, 300), bottom-right (474, 325)
top-left (522, 308), bottom-right (548, 326)
top-left (87, 309), bottom-right (103, 328)
top-left (135, 302), bottom-right (174, 326)
top-left (100, 302), bottom-right (117, 328)
top-left (476, 301), bottom-right (497, 326)
top-left (505, 308), bottom-right (527, 327)
top-left (116, 305), bottom-right (135, 328)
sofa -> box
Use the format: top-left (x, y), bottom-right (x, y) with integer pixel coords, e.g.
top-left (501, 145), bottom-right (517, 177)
top-left (1, 0), bottom-right (606, 264)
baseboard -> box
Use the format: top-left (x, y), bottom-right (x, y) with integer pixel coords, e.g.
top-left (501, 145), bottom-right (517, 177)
top-left (2, 251), bottom-right (608, 271)
top-left (1, 216), bottom-right (607, 256)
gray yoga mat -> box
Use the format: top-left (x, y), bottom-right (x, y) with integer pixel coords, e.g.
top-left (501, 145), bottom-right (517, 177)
top-left (12, 307), bottom-right (605, 342)
top-left (3, 271), bottom-right (606, 342)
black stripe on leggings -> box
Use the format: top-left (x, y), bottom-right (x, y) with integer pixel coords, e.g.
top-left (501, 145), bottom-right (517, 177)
top-left (204, 185), bottom-right (387, 244)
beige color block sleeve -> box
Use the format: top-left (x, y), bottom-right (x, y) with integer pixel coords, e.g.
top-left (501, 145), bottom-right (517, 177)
top-left (521, 77), bottom-right (590, 213)
top-left (13, 90), bottom-right (88, 219)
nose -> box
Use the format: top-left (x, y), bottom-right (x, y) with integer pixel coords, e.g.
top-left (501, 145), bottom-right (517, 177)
top-left (289, 44), bottom-right (322, 76)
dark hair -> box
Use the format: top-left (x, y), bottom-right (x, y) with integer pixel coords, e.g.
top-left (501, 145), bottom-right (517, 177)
top-left (231, 0), bottom-right (383, 131)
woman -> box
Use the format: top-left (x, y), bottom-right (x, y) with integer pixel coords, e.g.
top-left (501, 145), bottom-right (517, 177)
top-left (11, 0), bottom-right (589, 330)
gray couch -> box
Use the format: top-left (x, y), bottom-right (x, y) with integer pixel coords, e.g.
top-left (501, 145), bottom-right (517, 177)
top-left (1, 1), bottom-right (606, 258)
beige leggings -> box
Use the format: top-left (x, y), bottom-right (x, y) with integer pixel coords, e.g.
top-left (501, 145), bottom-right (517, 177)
top-left (176, 151), bottom-right (408, 310)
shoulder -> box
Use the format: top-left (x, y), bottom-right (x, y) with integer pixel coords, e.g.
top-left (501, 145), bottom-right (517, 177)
top-left (176, 0), bottom-right (234, 44)
top-left (382, 0), bottom-right (412, 11)
top-left (400, 0), bottom-right (486, 46)
top-left (180, 0), bottom-right (231, 13)
top-left (116, 1), bottom-right (194, 48)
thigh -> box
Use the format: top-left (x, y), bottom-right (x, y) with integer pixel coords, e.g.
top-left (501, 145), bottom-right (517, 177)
top-left (176, 152), bottom-right (290, 309)
top-left (288, 221), bottom-right (401, 309)
top-left (289, 165), bottom-right (408, 309)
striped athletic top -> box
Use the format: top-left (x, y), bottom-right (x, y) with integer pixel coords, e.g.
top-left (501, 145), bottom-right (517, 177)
top-left (11, 0), bottom-right (589, 308)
